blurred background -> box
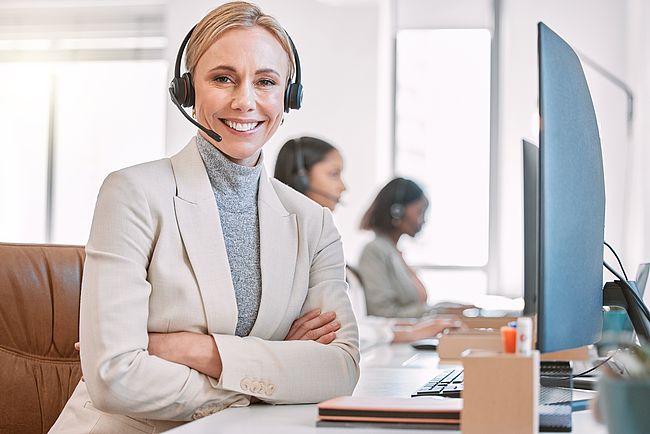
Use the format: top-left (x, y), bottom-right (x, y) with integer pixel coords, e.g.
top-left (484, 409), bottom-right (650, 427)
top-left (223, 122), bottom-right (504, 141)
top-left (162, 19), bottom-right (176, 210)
top-left (1, 0), bottom-right (648, 307)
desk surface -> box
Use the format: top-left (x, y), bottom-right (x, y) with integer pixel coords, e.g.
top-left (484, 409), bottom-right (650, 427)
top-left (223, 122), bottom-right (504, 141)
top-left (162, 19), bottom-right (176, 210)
top-left (168, 344), bottom-right (607, 434)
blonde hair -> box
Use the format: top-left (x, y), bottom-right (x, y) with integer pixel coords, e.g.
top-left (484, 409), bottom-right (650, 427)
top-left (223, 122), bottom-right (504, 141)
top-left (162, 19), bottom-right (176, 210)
top-left (185, 1), bottom-right (295, 81)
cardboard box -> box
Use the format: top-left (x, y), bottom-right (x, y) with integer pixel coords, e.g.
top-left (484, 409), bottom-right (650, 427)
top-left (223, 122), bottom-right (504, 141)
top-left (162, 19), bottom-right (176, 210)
top-left (461, 350), bottom-right (540, 434)
top-left (437, 329), bottom-right (502, 360)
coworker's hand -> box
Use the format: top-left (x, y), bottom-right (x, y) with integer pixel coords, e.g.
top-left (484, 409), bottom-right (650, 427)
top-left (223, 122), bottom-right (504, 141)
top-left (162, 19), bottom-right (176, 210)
top-left (393, 318), bottom-right (464, 343)
top-left (284, 308), bottom-right (340, 344)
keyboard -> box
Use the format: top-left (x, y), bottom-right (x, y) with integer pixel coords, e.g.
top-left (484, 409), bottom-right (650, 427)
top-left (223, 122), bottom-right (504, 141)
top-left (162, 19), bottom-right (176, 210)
top-left (411, 362), bottom-right (579, 401)
top-left (411, 368), bottom-right (464, 398)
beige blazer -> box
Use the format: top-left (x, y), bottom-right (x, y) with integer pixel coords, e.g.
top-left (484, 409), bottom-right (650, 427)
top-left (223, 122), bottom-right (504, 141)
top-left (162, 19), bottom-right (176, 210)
top-left (50, 139), bottom-right (360, 433)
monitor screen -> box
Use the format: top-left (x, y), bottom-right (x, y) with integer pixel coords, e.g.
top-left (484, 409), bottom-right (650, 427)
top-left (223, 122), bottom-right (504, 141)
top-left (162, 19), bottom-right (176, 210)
top-left (537, 22), bottom-right (605, 353)
top-left (635, 263), bottom-right (650, 298)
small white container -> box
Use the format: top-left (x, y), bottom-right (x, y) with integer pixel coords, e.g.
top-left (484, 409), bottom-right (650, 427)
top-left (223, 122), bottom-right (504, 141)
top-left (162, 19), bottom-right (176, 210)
top-left (516, 317), bottom-right (533, 356)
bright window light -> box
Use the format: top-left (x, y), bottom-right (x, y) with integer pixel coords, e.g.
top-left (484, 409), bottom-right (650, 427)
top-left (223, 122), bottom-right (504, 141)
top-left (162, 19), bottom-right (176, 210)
top-left (395, 29), bottom-right (491, 268)
top-left (0, 61), bottom-right (166, 245)
top-left (0, 63), bottom-right (51, 243)
top-left (52, 61), bottom-right (167, 244)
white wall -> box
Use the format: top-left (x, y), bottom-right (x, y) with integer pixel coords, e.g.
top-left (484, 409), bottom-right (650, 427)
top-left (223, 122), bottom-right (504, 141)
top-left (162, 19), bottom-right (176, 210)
top-left (497, 0), bottom-right (650, 296)
top-left (164, 0), bottom-right (389, 264)
top-left (626, 0), bottom-right (650, 306)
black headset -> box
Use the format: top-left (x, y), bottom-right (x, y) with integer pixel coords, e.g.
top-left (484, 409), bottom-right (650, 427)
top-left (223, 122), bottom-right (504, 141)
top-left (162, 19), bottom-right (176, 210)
top-left (292, 138), bottom-right (310, 193)
top-left (169, 24), bottom-right (303, 143)
top-left (390, 178), bottom-right (407, 220)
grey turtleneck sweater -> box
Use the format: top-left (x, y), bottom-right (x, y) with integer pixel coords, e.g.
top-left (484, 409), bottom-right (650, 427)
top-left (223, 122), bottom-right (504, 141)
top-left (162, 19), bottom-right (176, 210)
top-left (196, 135), bottom-right (263, 337)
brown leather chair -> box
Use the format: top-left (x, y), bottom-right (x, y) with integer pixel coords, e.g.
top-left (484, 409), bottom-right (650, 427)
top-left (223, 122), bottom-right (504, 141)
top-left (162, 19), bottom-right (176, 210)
top-left (0, 243), bottom-right (84, 434)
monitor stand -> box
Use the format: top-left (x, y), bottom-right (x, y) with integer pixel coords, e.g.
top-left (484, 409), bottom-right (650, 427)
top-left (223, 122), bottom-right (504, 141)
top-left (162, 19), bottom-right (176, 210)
top-left (603, 280), bottom-right (650, 344)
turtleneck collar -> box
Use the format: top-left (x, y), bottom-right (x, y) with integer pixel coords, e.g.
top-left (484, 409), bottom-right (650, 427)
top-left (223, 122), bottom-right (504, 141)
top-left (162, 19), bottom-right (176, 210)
top-left (196, 134), bottom-right (263, 211)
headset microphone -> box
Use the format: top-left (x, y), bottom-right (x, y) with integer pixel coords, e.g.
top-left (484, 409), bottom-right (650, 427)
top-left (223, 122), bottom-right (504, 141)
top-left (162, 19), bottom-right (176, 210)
top-left (168, 87), bottom-right (222, 142)
top-left (169, 25), bottom-right (222, 142)
top-left (308, 187), bottom-right (343, 205)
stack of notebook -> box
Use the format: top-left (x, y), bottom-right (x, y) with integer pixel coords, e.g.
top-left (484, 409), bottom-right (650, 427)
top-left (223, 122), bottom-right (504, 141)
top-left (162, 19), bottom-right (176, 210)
top-left (317, 396), bottom-right (461, 430)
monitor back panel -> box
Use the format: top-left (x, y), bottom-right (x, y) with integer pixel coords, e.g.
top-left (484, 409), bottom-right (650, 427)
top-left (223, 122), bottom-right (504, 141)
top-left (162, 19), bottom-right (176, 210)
top-left (537, 22), bottom-right (605, 353)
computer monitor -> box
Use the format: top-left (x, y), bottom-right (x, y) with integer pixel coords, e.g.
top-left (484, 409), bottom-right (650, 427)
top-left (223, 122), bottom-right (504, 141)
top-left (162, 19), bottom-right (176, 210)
top-left (522, 139), bottom-right (538, 317)
top-left (536, 22), bottom-right (605, 353)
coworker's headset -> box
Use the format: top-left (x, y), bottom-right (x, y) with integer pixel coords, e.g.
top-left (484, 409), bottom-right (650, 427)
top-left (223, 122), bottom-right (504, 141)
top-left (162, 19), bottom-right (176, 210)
top-left (390, 178), bottom-right (407, 220)
top-left (169, 24), bottom-right (303, 142)
top-left (292, 138), bottom-right (341, 204)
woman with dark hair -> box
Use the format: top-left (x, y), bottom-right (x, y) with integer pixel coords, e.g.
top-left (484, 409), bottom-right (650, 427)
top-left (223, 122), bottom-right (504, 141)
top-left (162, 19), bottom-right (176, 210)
top-left (358, 178), bottom-right (432, 318)
top-left (275, 139), bottom-right (459, 348)
top-left (274, 136), bottom-right (345, 211)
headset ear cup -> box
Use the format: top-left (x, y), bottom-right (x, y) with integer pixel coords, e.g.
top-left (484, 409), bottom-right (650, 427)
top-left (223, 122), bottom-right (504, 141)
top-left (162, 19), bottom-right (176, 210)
top-left (170, 73), bottom-right (194, 108)
top-left (390, 203), bottom-right (405, 220)
top-left (181, 72), bottom-right (195, 107)
top-left (292, 170), bottom-right (310, 193)
top-left (284, 82), bottom-right (303, 113)
top-left (289, 82), bottom-right (303, 110)
top-left (170, 77), bottom-right (185, 106)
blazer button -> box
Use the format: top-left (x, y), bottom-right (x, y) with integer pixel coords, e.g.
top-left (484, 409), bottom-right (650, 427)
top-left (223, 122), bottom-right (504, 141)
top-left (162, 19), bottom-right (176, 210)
top-left (266, 384), bottom-right (275, 395)
top-left (240, 378), bottom-right (251, 391)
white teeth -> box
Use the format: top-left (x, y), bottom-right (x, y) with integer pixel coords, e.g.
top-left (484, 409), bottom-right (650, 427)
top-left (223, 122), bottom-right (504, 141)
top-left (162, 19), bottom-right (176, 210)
top-left (224, 119), bottom-right (258, 132)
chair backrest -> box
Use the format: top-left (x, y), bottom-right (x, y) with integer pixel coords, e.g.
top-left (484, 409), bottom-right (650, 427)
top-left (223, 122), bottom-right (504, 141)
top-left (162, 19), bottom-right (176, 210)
top-left (346, 265), bottom-right (368, 320)
top-left (0, 243), bottom-right (84, 434)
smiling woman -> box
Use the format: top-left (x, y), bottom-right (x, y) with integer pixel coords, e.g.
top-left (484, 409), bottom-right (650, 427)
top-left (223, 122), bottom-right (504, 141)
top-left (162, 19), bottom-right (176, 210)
top-left (192, 26), bottom-right (288, 165)
top-left (49, 2), bottom-right (359, 433)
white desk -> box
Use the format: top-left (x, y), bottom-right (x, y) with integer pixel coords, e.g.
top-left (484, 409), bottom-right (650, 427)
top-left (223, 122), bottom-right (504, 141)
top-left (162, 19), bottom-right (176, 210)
top-left (167, 344), bottom-right (608, 434)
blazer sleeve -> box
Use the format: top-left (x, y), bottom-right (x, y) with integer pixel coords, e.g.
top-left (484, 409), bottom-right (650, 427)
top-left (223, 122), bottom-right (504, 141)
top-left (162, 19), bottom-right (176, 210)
top-left (358, 243), bottom-right (429, 318)
top-left (210, 208), bottom-right (361, 405)
top-left (80, 171), bottom-right (248, 421)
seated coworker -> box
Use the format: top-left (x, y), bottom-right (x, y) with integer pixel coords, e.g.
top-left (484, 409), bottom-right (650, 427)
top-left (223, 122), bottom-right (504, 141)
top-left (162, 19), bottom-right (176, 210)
top-left (51, 3), bottom-right (359, 433)
top-left (358, 178), bottom-right (433, 318)
top-left (274, 137), bottom-right (459, 349)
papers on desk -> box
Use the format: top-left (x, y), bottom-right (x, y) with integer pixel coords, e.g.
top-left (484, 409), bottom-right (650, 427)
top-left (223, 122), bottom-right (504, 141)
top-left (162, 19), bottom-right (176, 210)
top-left (317, 396), bottom-right (461, 429)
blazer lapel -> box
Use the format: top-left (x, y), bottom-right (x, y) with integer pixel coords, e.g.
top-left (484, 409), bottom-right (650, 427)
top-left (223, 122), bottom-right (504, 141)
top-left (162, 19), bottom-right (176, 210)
top-left (170, 139), bottom-right (237, 335)
top-left (250, 167), bottom-right (298, 339)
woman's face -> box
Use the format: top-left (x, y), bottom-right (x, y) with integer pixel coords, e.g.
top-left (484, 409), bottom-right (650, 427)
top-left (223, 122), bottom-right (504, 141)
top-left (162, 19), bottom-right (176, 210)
top-left (193, 26), bottom-right (289, 166)
top-left (306, 150), bottom-right (346, 211)
top-left (396, 196), bottom-right (429, 237)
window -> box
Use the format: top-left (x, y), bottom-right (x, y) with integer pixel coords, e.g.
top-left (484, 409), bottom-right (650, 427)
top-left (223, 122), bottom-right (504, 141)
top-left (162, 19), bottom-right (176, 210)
top-left (394, 29), bottom-right (492, 304)
top-left (0, 2), bottom-right (167, 245)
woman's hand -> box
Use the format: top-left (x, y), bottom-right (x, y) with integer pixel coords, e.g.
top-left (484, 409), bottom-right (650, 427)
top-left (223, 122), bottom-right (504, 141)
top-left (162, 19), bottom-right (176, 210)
top-left (148, 332), bottom-right (222, 379)
top-left (284, 308), bottom-right (340, 344)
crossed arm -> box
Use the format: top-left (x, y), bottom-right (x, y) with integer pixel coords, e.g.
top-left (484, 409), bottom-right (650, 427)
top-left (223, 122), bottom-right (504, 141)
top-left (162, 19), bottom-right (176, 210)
top-left (144, 308), bottom-right (340, 379)
top-left (76, 308), bottom-right (339, 380)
